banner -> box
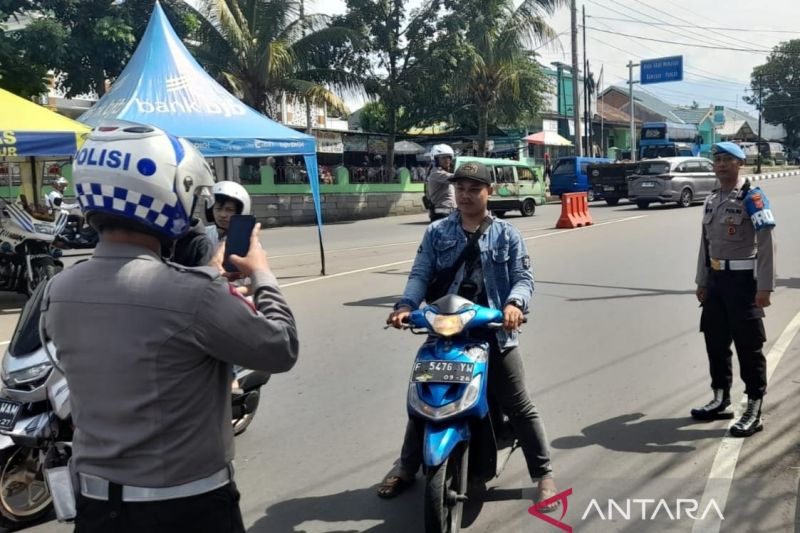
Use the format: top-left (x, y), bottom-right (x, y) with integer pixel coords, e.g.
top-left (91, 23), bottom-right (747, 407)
top-left (314, 131), bottom-right (344, 154)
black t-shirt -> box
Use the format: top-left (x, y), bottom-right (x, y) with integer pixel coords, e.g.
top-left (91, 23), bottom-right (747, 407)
top-left (457, 229), bottom-right (488, 306)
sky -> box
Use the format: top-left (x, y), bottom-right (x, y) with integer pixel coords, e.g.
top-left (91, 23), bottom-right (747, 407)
top-left (186, 0), bottom-right (799, 118)
top-left (305, 0), bottom-right (799, 118)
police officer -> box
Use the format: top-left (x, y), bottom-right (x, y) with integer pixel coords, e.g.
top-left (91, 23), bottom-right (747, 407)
top-left (425, 144), bottom-right (456, 220)
top-left (46, 176), bottom-right (79, 213)
top-left (43, 122), bottom-right (299, 532)
top-left (692, 142), bottom-right (776, 438)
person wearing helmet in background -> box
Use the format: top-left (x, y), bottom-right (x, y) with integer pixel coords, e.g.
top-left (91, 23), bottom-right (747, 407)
top-left (205, 181), bottom-right (252, 251)
top-left (42, 121), bottom-right (299, 532)
top-left (692, 142), bottom-right (776, 438)
top-left (425, 144), bottom-right (456, 221)
top-left (46, 176), bottom-right (79, 214)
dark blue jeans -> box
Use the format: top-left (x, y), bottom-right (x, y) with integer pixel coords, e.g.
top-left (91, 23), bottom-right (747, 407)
top-left (400, 341), bottom-right (553, 480)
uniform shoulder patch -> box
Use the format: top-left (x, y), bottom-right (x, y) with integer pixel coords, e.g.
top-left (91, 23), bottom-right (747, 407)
top-left (743, 187), bottom-right (776, 230)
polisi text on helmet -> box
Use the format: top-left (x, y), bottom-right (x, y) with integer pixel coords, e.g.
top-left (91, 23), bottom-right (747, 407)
top-left (76, 148), bottom-right (134, 172)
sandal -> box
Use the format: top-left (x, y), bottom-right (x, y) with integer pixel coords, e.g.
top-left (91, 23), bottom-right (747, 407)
top-left (376, 474), bottom-right (415, 499)
top-left (536, 487), bottom-right (561, 514)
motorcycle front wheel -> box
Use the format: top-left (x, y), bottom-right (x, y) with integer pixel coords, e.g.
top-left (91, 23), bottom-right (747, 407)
top-left (26, 257), bottom-right (61, 296)
top-left (424, 443), bottom-right (469, 533)
top-left (0, 446), bottom-right (53, 528)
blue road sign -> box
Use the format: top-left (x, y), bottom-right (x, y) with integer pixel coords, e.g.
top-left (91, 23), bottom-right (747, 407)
top-left (713, 105), bottom-right (725, 125)
top-left (640, 56), bottom-right (683, 85)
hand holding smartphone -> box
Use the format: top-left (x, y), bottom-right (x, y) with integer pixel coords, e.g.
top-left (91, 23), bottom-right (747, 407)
top-left (223, 215), bottom-right (257, 273)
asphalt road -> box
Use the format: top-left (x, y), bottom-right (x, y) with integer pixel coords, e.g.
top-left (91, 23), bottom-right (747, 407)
top-left (5, 175), bottom-right (800, 533)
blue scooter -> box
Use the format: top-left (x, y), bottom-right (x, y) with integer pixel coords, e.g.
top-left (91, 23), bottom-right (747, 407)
top-left (400, 294), bottom-right (522, 533)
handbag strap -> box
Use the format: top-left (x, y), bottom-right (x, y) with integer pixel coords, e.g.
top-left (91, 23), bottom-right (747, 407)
top-left (447, 216), bottom-right (493, 274)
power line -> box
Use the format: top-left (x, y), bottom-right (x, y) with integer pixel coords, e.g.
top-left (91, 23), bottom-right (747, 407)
top-left (584, 26), bottom-right (773, 53)
top-left (627, 0), bottom-right (767, 50)
top-left (586, 15), bottom-right (800, 35)
top-left (589, 0), bottom-right (753, 53)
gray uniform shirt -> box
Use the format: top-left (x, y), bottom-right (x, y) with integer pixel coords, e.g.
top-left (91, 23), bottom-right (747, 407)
top-left (427, 168), bottom-right (456, 211)
top-left (44, 241), bottom-right (299, 487)
top-left (695, 180), bottom-right (776, 292)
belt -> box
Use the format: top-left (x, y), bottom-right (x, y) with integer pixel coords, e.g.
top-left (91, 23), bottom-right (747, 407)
top-left (710, 258), bottom-right (755, 271)
top-left (79, 463), bottom-right (234, 502)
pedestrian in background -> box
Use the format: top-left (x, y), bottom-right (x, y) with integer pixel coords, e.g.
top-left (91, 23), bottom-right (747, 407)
top-left (692, 142), bottom-right (776, 437)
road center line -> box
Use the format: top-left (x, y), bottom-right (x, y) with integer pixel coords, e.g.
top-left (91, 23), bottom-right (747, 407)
top-left (281, 215), bottom-right (646, 288)
top-left (691, 309), bottom-right (800, 533)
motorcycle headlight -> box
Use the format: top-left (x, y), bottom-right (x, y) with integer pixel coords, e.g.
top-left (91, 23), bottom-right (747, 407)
top-left (3, 363), bottom-right (52, 387)
top-left (424, 310), bottom-right (477, 337)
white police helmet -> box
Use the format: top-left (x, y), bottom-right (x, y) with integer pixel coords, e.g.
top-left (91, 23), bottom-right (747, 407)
top-left (73, 121), bottom-right (214, 240)
top-left (429, 144), bottom-right (454, 158)
top-left (205, 181), bottom-right (251, 223)
top-left (53, 176), bottom-right (69, 189)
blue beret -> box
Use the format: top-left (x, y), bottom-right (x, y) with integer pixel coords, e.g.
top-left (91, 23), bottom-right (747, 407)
top-left (712, 142), bottom-right (746, 161)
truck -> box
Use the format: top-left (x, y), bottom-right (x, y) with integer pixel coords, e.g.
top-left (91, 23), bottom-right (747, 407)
top-left (587, 162), bottom-right (640, 206)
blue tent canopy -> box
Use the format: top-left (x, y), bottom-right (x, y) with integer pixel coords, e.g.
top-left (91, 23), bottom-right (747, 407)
top-left (79, 2), bottom-right (325, 271)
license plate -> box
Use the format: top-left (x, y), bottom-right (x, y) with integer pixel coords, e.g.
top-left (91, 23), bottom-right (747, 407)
top-left (603, 185), bottom-right (615, 191)
top-left (640, 181), bottom-right (655, 188)
top-left (0, 399), bottom-right (22, 431)
top-left (411, 360), bottom-right (475, 384)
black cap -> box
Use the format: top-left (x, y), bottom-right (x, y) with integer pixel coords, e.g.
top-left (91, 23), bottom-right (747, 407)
top-left (449, 161), bottom-right (492, 185)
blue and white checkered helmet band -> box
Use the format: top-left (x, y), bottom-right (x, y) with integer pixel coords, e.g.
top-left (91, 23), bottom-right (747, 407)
top-left (77, 183), bottom-right (187, 237)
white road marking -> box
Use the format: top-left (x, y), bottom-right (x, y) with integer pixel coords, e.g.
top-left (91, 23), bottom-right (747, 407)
top-left (0, 340), bottom-right (9, 346)
top-left (691, 310), bottom-right (800, 533)
top-left (281, 215), bottom-right (647, 288)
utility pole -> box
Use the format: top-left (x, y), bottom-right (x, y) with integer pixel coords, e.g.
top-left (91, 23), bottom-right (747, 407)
top-left (582, 4), bottom-right (588, 155)
top-left (571, 0), bottom-right (582, 156)
top-left (627, 60), bottom-right (640, 162)
top-left (756, 76), bottom-right (763, 174)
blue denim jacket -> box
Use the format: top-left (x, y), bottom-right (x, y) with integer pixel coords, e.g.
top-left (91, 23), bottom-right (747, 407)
top-left (396, 212), bottom-right (534, 348)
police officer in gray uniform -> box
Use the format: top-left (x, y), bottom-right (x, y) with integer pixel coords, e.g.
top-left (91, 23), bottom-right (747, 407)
top-left (43, 123), bottom-right (299, 532)
top-left (692, 142), bottom-right (776, 438)
top-left (426, 144), bottom-right (456, 221)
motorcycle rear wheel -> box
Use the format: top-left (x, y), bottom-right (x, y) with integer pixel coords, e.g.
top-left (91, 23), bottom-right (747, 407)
top-left (0, 446), bottom-right (53, 528)
top-left (424, 443), bottom-right (469, 533)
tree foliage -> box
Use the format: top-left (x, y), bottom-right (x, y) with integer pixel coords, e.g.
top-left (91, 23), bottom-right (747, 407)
top-left (188, 0), bottom-right (363, 120)
top-left (746, 39), bottom-right (800, 147)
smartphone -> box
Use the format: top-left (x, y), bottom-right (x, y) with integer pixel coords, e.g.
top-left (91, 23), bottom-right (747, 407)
top-left (223, 215), bottom-right (257, 272)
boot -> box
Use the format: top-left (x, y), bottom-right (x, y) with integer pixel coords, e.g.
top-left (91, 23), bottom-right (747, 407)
top-left (730, 398), bottom-right (763, 437)
top-left (690, 389), bottom-right (733, 420)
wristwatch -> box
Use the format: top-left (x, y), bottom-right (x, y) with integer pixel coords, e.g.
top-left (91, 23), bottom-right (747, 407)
top-left (506, 299), bottom-right (524, 311)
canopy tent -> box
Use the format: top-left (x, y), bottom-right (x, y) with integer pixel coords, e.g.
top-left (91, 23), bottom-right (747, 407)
top-left (524, 131), bottom-right (573, 146)
top-left (79, 1), bottom-right (326, 272)
top-left (393, 140), bottom-right (426, 155)
top-left (0, 88), bottom-right (90, 157)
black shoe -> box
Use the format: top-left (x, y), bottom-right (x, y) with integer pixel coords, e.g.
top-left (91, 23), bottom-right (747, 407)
top-left (690, 389), bottom-right (733, 420)
top-left (730, 398), bottom-right (763, 437)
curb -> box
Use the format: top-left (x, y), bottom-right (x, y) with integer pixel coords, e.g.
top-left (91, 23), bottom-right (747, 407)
top-left (743, 169), bottom-right (800, 182)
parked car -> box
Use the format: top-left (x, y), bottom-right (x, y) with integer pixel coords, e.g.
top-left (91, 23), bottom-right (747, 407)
top-left (738, 141), bottom-right (786, 165)
top-left (628, 157), bottom-right (718, 209)
top-left (453, 156), bottom-right (546, 217)
top-left (549, 156), bottom-right (613, 201)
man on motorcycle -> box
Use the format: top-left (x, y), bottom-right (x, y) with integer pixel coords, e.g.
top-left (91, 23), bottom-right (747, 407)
top-left (380, 161), bottom-right (559, 512)
top-left (45, 177), bottom-right (79, 214)
top-left (42, 122), bottom-right (299, 532)
top-left (205, 181), bottom-right (252, 251)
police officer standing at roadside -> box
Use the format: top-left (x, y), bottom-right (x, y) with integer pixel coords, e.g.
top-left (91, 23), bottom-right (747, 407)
top-left (692, 142), bottom-right (776, 437)
top-left (425, 144), bottom-right (456, 221)
top-left (43, 122), bottom-right (299, 532)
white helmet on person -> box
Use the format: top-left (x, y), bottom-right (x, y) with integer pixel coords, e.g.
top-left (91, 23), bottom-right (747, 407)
top-left (205, 181), bottom-right (251, 223)
top-left (429, 144), bottom-right (454, 158)
top-left (53, 176), bottom-right (69, 190)
top-left (73, 121), bottom-right (214, 241)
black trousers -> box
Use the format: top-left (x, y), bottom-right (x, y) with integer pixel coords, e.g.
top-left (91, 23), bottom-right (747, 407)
top-left (700, 270), bottom-right (767, 399)
top-left (74, 483), bottom-right (245, 533)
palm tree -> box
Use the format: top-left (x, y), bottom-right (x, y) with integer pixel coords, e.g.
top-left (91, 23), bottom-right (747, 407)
top-left (189, 0), bottom-right (363, 122)
top-left (453, 0), bottom-right (564, 156)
